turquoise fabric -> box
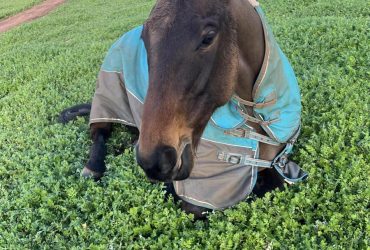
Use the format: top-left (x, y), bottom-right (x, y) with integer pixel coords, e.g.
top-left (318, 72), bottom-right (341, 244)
top-left (100, 7), bottom-right (301, 149)
top-left (101, 25), bottom-right (148, 103)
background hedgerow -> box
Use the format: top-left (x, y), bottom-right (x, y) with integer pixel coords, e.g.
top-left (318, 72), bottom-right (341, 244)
top-left (0, 0), bottom-right (44, 20)
top-left (0, 0), bottom-right (369, 248)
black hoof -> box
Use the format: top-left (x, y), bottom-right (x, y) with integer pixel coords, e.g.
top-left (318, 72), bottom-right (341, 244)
top-left (58, 103), bottom-right (91, 124)
top-left (181, 201), bottom-right (211, 220)
top-left (81, 167), bottom-right (104, 181)
top-left (163, 183), bottom-right (211, 220)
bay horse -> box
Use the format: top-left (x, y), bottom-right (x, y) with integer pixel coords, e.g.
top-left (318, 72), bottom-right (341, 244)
top-left (60, 0), bottom-right (307, 219)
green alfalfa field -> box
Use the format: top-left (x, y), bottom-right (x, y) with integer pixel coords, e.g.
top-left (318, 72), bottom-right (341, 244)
top-left (0, 0), bottom-right (369, 248)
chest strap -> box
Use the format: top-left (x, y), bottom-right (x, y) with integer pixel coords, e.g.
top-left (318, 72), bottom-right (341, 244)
top-left (233, 93), bottom-right (279, 126)
top-left (224, 127), bottom-right (281, 146)
top-left (233, 94), bottom-right (277, 109)
top-left (237, 109), bottom-right (280, 126)
top-left (217, 152), bottom-right (273, 168)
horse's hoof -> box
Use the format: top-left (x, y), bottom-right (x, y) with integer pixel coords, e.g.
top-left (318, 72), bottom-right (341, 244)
top-left (81, 167), bottom-right (104, 180)
top-left (181, 201), bottom-right (211, 221)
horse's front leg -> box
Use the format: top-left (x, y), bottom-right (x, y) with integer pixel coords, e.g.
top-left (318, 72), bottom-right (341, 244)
top-left (81, 122), bottom-right (112, 180)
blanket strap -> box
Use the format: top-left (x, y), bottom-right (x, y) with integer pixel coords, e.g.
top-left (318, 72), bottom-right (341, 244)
top-left (224, 127), bottom-right (281, 146)
top-left (233, 94), bottom-right (279, 126)
top-left (233, 94), bottom-right (277, 109)
top-left (237, 109), bottom-right (280, 126)
top-left (217, 152), bottom-right (273, 168)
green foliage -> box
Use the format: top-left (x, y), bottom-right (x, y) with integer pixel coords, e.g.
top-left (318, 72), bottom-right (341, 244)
top-left (0, 0), bottom-right (369, 248)
top-left (0, 0), bottom-right (44, 20)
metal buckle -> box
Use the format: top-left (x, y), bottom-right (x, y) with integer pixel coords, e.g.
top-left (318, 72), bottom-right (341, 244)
top-left (217, 152), bottom-right (227, 161)
top-left (231, 128), bottom-right (247, 138)
top-left (226, 153), bottom-right (243, 164)
top-left (276, 154), bottom-right (289, 168)
top-left (217, 152), bottom-right (243, 164)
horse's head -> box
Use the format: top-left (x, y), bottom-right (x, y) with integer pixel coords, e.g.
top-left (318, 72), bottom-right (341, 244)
top-left (136, 0), bottom-right (238, 182)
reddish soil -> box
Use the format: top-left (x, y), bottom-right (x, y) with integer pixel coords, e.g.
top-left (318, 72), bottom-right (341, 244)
top-left (0, 0), bottom-right (66, 33)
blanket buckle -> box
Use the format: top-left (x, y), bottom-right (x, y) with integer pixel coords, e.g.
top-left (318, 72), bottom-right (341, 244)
top-left (217, 152), bottom-right (243, 164)
top-left (275, 154), bottom-right (289, 168)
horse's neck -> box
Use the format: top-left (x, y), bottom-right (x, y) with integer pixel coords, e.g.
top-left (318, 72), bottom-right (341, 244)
top-left (232, 0), bottom-right (265, 102)
top-left (231, 1), bottom-right (285, 162)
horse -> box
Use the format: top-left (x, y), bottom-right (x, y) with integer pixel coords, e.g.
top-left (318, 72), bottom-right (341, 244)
top-left (60, 0), bottom-right (307, 220)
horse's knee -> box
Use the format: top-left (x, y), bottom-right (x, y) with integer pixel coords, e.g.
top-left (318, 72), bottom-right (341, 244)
top-left (84, 122), bottom-right (113, 177)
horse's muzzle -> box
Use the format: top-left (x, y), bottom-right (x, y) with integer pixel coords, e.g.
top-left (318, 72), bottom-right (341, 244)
top-left (135, 143), bottom-right (193, 183)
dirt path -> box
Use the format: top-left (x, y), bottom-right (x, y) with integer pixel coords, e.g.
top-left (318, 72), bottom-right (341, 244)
top-left (0, 0), bottom-right (66, 33)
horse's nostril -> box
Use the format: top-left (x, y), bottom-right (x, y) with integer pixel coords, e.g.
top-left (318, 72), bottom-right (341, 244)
top-left (136, 145), bottom-right (178, 175)
top-left (158, 146), bottom-right (178, 172)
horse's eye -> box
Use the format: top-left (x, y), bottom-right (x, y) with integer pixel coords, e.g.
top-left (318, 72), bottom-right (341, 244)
top-left (201, 30), bottom-right (217, 47)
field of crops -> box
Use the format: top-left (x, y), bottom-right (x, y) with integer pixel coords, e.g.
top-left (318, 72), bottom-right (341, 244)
top-left (0, 0), bottom-right (369, 248)
top-left (0, 0), bottom-right (44, 20)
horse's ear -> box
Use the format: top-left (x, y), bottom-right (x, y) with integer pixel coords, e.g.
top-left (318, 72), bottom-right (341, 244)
top-left (147, 4), bottom-right (157, 19)
top-left (247, 0), bottom-right (260, 7)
